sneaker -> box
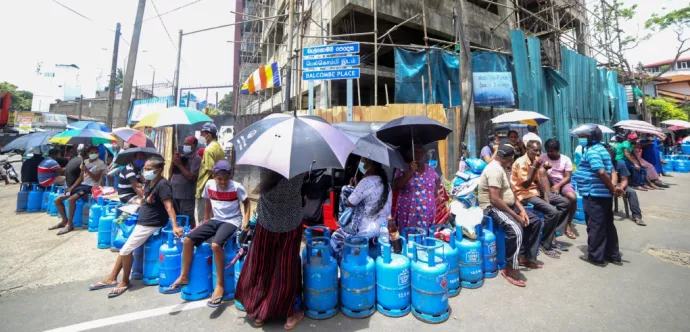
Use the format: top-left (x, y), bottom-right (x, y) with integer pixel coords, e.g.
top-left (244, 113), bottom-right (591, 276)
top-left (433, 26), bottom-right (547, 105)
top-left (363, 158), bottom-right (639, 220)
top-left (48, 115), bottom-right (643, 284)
top-left (633, 218), bottom-right (646, 226)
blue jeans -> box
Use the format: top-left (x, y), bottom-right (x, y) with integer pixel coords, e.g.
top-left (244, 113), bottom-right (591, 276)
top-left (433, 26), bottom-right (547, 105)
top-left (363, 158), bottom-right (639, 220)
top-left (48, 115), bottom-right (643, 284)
top-left (625, 161), bottom-right (647, 187)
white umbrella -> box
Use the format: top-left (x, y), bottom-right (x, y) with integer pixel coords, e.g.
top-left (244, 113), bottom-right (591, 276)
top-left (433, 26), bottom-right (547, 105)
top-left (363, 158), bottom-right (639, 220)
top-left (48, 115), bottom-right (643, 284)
top-left (619, 125), bottom-right (664, 137)
top-left (570, 124), bottom-right (615, 136)
top-left (613, 120), bottom-right (657, 129)
top-left (661, 119), bottom-right (690, 128)
top-left (491, 110), bottom-right (550, 126)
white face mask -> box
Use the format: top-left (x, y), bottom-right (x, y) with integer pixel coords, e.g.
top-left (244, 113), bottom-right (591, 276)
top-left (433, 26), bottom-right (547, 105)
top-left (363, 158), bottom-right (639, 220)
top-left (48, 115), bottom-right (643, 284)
top-left (89, 153), bottom-right (98, 160)
top-left (143, 169), bottom-right (157, 181)
top-left (183, 145), bottom-right (193, 154)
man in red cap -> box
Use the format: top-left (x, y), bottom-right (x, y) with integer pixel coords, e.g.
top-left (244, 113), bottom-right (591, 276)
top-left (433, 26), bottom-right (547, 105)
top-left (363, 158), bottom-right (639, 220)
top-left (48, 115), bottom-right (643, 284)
top-left (617, 133), bottom-right (651, 191)
top-left (170, 136), bottom-right (201, 227)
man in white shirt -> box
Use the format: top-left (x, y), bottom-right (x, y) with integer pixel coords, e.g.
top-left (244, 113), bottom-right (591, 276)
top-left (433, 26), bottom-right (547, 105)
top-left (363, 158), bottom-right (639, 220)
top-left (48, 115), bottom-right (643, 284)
top-left (522, 125), bottom-right (542, 146)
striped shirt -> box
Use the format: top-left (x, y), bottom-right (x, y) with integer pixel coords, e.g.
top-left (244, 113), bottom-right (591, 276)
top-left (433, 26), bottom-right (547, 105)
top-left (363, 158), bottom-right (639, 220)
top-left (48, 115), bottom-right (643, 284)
top-left (201, 179), bottom-right (247, 226)
top-left (117, 164), bottom-right (141, 202)
top-left (574, 143), bottom-right (613, 198)
top-left (37, 157), bottom-right (61, 186)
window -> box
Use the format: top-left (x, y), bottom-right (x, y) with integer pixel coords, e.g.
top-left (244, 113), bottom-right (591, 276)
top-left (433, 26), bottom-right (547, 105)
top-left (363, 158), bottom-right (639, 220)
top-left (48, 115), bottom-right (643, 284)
top-left (467, 0), bottom-right (499, 15)
top-left (680, 61), bottom-right (688, 69)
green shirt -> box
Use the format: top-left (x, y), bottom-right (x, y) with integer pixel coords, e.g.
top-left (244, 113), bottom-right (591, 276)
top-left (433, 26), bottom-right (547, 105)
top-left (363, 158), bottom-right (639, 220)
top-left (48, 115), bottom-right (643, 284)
top-left (195, 141), bottom-right (226, 198)
top-left (614, 140), bottom-right (632, 161)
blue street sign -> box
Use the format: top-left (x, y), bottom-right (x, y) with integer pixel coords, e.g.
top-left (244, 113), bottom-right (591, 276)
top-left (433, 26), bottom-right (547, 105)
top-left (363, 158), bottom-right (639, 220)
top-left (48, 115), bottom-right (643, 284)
top-left (302, 68), bottom-right (360, 81)
top-left (302, 55), bottom-right (360, 69)
top-left (302, 43), bottom-right (360, 57)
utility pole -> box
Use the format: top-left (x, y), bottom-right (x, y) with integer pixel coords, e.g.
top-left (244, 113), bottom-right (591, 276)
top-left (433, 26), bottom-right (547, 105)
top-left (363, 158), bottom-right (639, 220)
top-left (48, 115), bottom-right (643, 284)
top-left (78, 95), bottom-right (83, 120)
top-left (373, 0), bottom-right (378, 106)
top-left (284, 0), bottom-right (295, 114)
top-left (107, 23), bottom-right (121, 129)
top-left (119, 0), bottom-right (147, 124)
top-left (173, 30), bottom-right (183, 106)
top-left (151, 68), bottom-right (155, 98)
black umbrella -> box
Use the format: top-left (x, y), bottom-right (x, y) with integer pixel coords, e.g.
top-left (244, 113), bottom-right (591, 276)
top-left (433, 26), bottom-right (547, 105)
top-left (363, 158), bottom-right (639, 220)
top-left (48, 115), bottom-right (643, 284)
top-left (351, 134), bottom-right (407, 170)
top-left (1, 132), bottom-right (57, 153)
top-left (376, 116), bottom-right (452, 147)
top-left (114, 147), bottom-right (162, 165)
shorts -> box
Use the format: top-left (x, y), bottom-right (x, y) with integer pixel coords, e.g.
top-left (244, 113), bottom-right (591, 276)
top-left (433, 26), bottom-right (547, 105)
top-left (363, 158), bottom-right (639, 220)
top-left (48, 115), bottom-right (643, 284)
top-left (560, 183), bottom-right (575, 195)
top-left (186, 219), bottom-right (238, 247)
top-left (120, 224), bottom-right (161, 256)
top-left (69, 185), bottom-right (92, 198)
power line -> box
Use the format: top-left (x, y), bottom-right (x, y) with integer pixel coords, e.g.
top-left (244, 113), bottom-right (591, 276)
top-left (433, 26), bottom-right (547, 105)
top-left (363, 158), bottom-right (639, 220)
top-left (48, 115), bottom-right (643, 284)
top-left (51, 0), bottom-right (130, 47)
top-left (143, 0), bottom-right (204, 22)
top-left (150, 0), bottom-right (188, 69)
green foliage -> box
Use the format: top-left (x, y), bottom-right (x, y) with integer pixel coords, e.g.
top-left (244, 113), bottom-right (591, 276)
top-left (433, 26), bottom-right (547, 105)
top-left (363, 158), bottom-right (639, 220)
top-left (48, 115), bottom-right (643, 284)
top-left (217, 92), bottom-right (234, 114)
top-left (645, 6), bottom-right (690, 31)
top-left (115, 68), bottom-right (124, 88)
top-left (646, 98), bottom-right (689, 121)
top-left (0, 81), bottom-right (33, 112)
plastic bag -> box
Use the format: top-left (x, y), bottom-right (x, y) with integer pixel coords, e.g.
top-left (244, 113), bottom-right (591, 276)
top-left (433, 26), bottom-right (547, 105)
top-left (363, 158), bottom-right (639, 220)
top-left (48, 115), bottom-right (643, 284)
top-left (450, 194), bottom-right (483, 238)
top-left (465, 158), bottom-right (487, 174)
top-left (92, 186), bottom-right (116, 200)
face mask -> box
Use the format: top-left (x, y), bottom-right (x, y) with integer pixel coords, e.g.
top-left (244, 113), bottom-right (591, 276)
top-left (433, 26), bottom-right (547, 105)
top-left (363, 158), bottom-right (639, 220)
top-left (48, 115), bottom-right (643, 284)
top-left (143, 170), bottom-right (157, 181)
top-left (26, 154), bottom-right (34, 158)
top-left (429, 159), bottom-right (438, 168)
top-left (358, 161), bottom-right (367, 174)
top-left (578, 138), bottom-right (588, 147)
top-left (134, 159), bottom-right (145, 168)
top-left (183, 145), bottom-right (192, 154)
top-left (89, 153), bottom-right (98, 160)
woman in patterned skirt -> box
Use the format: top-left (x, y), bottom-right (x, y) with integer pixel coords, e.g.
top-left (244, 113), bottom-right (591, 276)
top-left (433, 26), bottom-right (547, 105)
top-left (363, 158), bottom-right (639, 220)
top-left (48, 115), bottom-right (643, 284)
top-left (235, 169), bottom-right (305, 329)
top-left (393, 144), bottom-right (440, 231)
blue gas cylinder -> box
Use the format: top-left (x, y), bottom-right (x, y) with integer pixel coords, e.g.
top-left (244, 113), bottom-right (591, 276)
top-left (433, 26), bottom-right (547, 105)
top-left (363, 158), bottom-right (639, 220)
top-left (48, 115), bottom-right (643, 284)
top-left (159, 227), bottom-right (183, 294)
top-left (182, 242), bottom-right (213, 301)
top-left (213, 233), bottom-right (238, 301)
top-left (97, 205), bottom-right (117, 249)
top-left (673, 155), bottom-right (689, 173)
top-left (27, 184), bottom-right (44, 212)
top-left (456, 224), bottom-right (483, 289)
top-left (302, 225), bottom-right (331, 265)
top-left (401, 227), bottom-right (427, 260)
top-left (340, 236), bottom-right (376, 318)
top-left (88, 197), bottom-right (104, 232)
top-left (682, 143), bottom-right (690, 155)
top-left (234, 236), bottom-right (250, 311)
top-left (480, 217), bottom-right (498, 278)
top-left (131, 245), bottom-right (144, 280)
top-left (41, 185), bottom-right (54, 211)
top-left (573, 194), bottom-right (585, 225)
top-left (143, 228), bottom-right (163, 285)
top-left (376, 237), bottom-right (411, 317)
top-left (16, 183), bottom-right (31, 212)
top-left (48, 187), bottom-right (64, 216)
top-left (662, 155), bottom-right (674, 173)
top-left (80, 197), bottom-right (91, 229)
top-left (410, 238), bottom-right (450, 323)
top-left (72, 197), bottom-right (86, 228)
top-left (303, 236), bottom-right (339, 320)
top-left (45, 186), bottom-right (58, 213)
top-left (428, 225), bottom-right (460, 296)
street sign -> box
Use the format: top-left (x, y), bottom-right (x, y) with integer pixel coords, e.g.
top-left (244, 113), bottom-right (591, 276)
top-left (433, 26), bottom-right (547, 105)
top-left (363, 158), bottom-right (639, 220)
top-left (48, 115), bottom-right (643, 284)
top-left (302, 68), bottom-right (360, 81)
top-left (302, 55), bottom-right (360, 69)
top-left (302, 42), bottom-right (360, 57)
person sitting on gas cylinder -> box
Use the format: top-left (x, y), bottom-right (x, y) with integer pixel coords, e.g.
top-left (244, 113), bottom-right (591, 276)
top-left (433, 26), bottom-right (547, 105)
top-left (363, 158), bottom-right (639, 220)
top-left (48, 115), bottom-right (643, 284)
top-left (539, 138), bottom-right (578, 240)
top-left (117, 151), bottom-right (147, 203)
top-left (478, 144), bottom-right (542, 287)
top-left (50, 145), bottom-right (105, 235)
top-left (331, 157), bottom-right (392, 260)
top-left (21, 147), bottom-right (44, 184)
top-left (167, 160), bottom-right (251, 308)
top-left (480, 132), bottom-right (500, 164)
top-left (89, 157), bottom-right (182, 297)
top-left (37, 148), bottom-right (66, 187)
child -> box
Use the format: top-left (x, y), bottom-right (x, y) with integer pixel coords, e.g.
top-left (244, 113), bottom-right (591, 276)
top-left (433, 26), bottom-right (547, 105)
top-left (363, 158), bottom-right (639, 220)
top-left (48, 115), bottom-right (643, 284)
top-left (167, 160), bottom-right (250, 307)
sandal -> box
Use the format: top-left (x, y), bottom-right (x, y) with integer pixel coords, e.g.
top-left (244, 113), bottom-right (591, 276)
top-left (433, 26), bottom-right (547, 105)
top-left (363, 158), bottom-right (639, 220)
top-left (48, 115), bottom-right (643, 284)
top-left (284, 310), bottom-right (304, 330)
top-left (57, 226), bottom-right (74, 236)
top-left (48, 222), bottom-right (66, 230)
top-left (540, 246), bottom-right (560, 259)
top-left (500, 269), bottom-right (526, 287)
top-left (253, 319), bottom-right (265, 328)
top-left (207, 296), bottom-right (223, 308)
top-left (551, 241), bottom-right (569, 252)
top-left (107, 284), bottom-right (130, 298)
top-left (163, 281), bottom-right (188, 294)
top-left (565, 230), bottom-right (577, 240)
top-left (88, 281), bottom-right (118, 291)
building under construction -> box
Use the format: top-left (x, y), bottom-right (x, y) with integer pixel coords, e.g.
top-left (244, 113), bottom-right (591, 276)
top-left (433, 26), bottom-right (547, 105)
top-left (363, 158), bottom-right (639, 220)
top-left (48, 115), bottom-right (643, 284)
top-left (231, 0), bottom-right (593, 115)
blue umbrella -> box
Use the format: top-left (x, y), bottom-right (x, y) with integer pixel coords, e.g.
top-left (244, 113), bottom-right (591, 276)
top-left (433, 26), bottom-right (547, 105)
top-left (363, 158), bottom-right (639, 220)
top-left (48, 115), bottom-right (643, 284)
top-left (67, 121), bottom-right (111, 132)
top-left (1, 132), bottom-right (57, 153)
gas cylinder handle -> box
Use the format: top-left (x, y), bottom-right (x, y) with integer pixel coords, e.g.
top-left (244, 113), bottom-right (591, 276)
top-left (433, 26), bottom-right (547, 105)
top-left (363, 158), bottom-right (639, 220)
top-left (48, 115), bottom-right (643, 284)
top-left (306, 226), bottom-right (331, 240)
top-left (380, 236), bottom-right (392, 264)
top-left (400, 236), bottom-right (408, 257)
top-left (483, 215), bottom-right (494, 233)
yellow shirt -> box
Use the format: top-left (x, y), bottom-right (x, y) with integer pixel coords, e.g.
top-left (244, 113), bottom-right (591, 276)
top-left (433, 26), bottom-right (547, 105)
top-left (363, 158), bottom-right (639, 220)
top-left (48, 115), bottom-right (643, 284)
top-left (195, 141), bottom-right (225, 198)
top-left (510, 155), bottom-right (541, 201)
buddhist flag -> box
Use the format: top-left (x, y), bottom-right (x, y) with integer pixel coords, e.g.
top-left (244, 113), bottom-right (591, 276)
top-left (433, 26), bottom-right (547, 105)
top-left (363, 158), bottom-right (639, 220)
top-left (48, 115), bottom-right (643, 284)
top-left (240, 62), bottom-right (281, 95)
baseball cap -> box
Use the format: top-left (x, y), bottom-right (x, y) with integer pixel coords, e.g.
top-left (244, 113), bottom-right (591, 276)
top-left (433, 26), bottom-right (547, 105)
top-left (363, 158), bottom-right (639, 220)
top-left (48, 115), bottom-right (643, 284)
top-left (212, 160), bottom-right (232, 173)
top-left (496, 144), bottom-right (515, 158)
top-left (201, 122), bottom-right (218, 134)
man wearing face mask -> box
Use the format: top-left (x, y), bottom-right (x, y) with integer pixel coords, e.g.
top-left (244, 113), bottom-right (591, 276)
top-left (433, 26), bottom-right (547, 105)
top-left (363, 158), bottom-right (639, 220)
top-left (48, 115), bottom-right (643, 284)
top-left (196, 123), bottom-right (225, 224)
top-left (118, 151), bottom-right (147, 203)
top-left (170, 136), bottom-right (201, 227)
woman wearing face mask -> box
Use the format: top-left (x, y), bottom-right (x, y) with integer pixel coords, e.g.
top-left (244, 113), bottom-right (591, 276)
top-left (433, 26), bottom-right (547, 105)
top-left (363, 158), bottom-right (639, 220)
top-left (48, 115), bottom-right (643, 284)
top-left (117, 151), bottom-right (148, 203)
top-left (90, 157), bottom-right (183, 297)
top-left (480, 133), bottom-right (501, 163)
top-left (330, 158), bottom-right (392, 259)
top-left (507, 130), bottom-right (526, 159)
top-left (393, 144), bottom-right (440, 231)
top-left (573, 136), bottom-right (589, 167)
top-left (169, 136), bottom-right (202, 227)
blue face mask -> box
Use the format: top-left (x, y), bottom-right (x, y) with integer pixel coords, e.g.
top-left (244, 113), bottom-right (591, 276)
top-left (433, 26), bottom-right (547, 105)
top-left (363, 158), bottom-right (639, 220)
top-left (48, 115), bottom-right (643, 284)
top-left (134, 159), bottom-right (145, 168)
top-left (578, 138), bottom-right (588, 147)
top-left (429, 159), bottom-right (438, 168)
top-left (358, 161), bottom-right (367, 174)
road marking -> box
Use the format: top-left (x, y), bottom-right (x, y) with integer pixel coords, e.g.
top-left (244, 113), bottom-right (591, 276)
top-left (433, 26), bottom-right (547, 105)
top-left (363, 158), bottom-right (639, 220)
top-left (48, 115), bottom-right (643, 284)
top-left (43, 301), bottom-right (209, 332)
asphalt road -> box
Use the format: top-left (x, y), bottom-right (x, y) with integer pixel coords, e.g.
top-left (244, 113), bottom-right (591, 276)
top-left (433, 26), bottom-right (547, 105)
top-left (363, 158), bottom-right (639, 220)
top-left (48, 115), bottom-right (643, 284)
top-left (1, 174), bottom-right (689, 332)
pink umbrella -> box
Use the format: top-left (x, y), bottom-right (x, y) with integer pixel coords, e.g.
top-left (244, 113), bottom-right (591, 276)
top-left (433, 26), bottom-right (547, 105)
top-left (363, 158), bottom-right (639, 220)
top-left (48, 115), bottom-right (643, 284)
top-left (668, 125), bottom-right (688, 131)
top-left (112, 127), bottom-right (154, 147)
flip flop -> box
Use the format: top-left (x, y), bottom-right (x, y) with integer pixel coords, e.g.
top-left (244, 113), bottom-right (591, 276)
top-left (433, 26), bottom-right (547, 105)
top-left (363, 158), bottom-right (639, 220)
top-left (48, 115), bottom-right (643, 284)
top-left (500, 270), bottom-right (526, 287)
top-left (253, 319), bottom-right (265, 328)
top-left (162, 282), bottom-right (188, 294)
top-left (207, 296), bottom-right (223, 308)
top-left (284, 311), bottom-right (304, 330)
top-left (551, 242), bottom-right (569, 252)
top-left (88, 281), bottom-right (118, 291)
top-left (57, 227), bottom-right (74, 236)
top-left (540, 246), bottom-right (561, 259)
top-left (107, 285), bottom-right (131, 298)
top-left (519, 259), bottom-right (543, 269)
top-left (48, 222), bottom-right (66, 230)
top-left (565, 230), bottom-right (577, 239)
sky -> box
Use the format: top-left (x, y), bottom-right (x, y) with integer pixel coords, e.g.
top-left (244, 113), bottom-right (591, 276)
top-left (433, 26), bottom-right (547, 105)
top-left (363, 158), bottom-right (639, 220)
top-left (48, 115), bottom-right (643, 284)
top-left (0, 0), bottom-right (687, 99)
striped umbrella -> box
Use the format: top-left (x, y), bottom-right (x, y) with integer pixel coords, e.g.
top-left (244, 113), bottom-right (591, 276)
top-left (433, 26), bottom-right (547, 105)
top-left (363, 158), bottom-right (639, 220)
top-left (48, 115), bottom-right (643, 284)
top-left (49, 129), bottom-right (116, 145)
top-left (231, 113), bottom-right (355, 179)
top-left (133, 106), bottom-right (212, 128)
top-left (661, 119), bottom-right (690, 128)
top-left (112, 127), bottom-right (153, 147)
top-left (67, 121), bottom-right (111, 132)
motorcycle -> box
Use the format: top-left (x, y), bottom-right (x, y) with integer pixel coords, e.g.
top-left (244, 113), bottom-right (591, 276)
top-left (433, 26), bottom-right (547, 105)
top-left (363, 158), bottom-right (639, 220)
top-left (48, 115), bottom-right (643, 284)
top-left (1, 154), bottom-right (20, 184)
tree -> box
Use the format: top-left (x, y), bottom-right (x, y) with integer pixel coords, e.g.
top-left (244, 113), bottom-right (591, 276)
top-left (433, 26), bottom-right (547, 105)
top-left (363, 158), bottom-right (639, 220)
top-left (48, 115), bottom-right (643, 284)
top-left (0, 81), bottom-right (33, 112)
top-left (645, 6), bottom-right (690, 77)
top-left (217, 92), bottom-right (234, 114)
top-left (115, 68), bottom-right (124, 88)
top-left (646, 97), bottom-right (689, 121)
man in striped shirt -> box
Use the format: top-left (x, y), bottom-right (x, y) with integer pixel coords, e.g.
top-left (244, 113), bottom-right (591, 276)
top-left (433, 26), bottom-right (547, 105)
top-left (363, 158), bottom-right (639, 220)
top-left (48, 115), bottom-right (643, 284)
top-left (38, 148), bottom-right (65, 186)
top-left (573, 126), bottom-right (624, 266)
top-left (117, 152), bottom-right (147, 203)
